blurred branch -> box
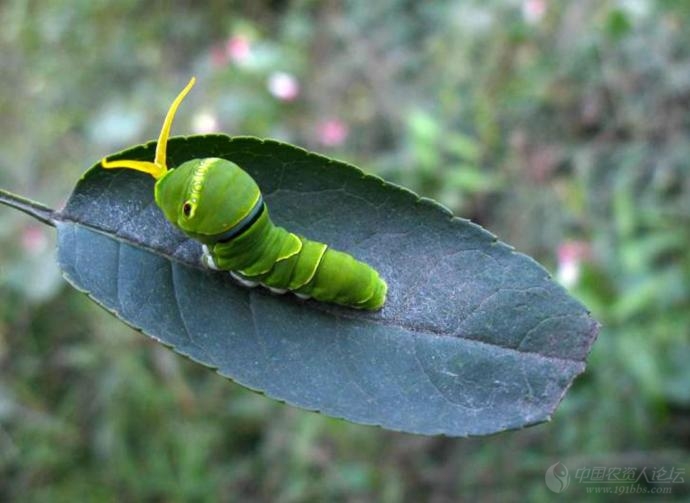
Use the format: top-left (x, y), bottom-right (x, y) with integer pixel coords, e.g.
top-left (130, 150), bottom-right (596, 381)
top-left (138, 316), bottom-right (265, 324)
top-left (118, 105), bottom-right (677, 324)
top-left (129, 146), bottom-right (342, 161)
top-left (0, 188), bottom-right (56, 227)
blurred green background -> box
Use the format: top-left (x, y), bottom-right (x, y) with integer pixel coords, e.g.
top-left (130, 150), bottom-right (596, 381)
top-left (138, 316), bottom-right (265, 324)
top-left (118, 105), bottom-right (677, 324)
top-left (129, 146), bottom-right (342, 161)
top-left (1, 1), bottom-right (689, 501)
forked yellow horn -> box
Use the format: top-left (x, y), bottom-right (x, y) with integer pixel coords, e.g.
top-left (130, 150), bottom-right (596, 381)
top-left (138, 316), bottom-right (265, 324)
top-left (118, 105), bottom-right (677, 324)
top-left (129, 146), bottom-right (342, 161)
top-left (101, 76), bottom-right (196, 180)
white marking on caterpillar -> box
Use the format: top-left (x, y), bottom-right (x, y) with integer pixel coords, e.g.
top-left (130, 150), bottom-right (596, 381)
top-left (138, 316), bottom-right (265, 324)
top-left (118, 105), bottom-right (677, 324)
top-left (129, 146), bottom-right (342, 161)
top-left (187, 159), bottom-right (216, 217)
top-left (201, 245), bottom-right (219, 270)
top-left (230, 271), bottom-right (259, 288)
top-left (211, 258), bottom-right (313, 300)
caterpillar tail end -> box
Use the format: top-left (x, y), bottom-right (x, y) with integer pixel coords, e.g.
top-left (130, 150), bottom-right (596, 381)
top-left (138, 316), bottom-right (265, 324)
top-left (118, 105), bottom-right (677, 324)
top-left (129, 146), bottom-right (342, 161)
top-left (359, 277), bottom-right (388, 311)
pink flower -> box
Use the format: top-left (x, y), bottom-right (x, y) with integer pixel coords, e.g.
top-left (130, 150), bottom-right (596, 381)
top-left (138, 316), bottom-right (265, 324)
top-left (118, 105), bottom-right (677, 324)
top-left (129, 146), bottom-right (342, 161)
top-left (267, 72), bottom-right (300, 102)
top-left (556, 240), bottom-right (591, 287)
top-left (21, 225), bottom-right (48, 255)
top-left (226, 35), bottom-right (252, 65)
top-left (316, 119), bottom-right (349, 147)
top-left (522, 0), bottom-right (547, 24)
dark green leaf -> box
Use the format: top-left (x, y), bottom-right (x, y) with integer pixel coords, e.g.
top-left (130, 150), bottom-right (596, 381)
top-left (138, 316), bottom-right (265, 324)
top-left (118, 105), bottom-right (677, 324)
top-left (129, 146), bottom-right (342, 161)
top-left (15, 135), bottom-right (600, 436)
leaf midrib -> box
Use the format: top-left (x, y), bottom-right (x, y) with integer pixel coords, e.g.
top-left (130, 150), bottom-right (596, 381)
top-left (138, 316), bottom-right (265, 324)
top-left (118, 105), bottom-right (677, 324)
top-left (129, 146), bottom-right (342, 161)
top-left (56, 215), bottom-right (588, 365)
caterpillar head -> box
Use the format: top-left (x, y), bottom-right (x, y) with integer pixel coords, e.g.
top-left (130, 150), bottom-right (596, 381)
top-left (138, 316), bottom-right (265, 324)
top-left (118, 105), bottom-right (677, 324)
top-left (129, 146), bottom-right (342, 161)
top-left (154, 157), bottom-right (261, 242)
top-left (101, 78), bottom-right (262, 243)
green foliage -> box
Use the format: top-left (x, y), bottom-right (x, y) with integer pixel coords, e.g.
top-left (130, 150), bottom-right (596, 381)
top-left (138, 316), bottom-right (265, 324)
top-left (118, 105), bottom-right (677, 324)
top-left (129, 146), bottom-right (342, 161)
top-left (1, 0), bottom-right (689, 500)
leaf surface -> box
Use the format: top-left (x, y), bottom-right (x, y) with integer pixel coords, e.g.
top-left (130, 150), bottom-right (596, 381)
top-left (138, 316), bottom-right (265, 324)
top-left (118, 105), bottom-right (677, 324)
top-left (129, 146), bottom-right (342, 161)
top-left (53, 135), bottom-right (599, 436)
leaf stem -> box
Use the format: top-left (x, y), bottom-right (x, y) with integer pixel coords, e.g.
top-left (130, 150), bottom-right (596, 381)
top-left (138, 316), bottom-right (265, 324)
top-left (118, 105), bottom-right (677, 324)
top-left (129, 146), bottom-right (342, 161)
top-left (0, 188), bottom-right (56, 227)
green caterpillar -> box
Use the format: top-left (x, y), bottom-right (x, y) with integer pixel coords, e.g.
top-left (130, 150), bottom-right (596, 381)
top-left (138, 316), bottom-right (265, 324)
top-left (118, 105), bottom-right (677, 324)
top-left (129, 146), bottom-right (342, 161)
top-left (101, 78), bottom-right (387, 310)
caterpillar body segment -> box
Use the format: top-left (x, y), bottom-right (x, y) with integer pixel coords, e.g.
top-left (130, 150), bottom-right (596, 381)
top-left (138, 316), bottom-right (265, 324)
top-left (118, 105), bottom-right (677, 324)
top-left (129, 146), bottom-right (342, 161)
top-left (207, 207), bottom-right (387, 310)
